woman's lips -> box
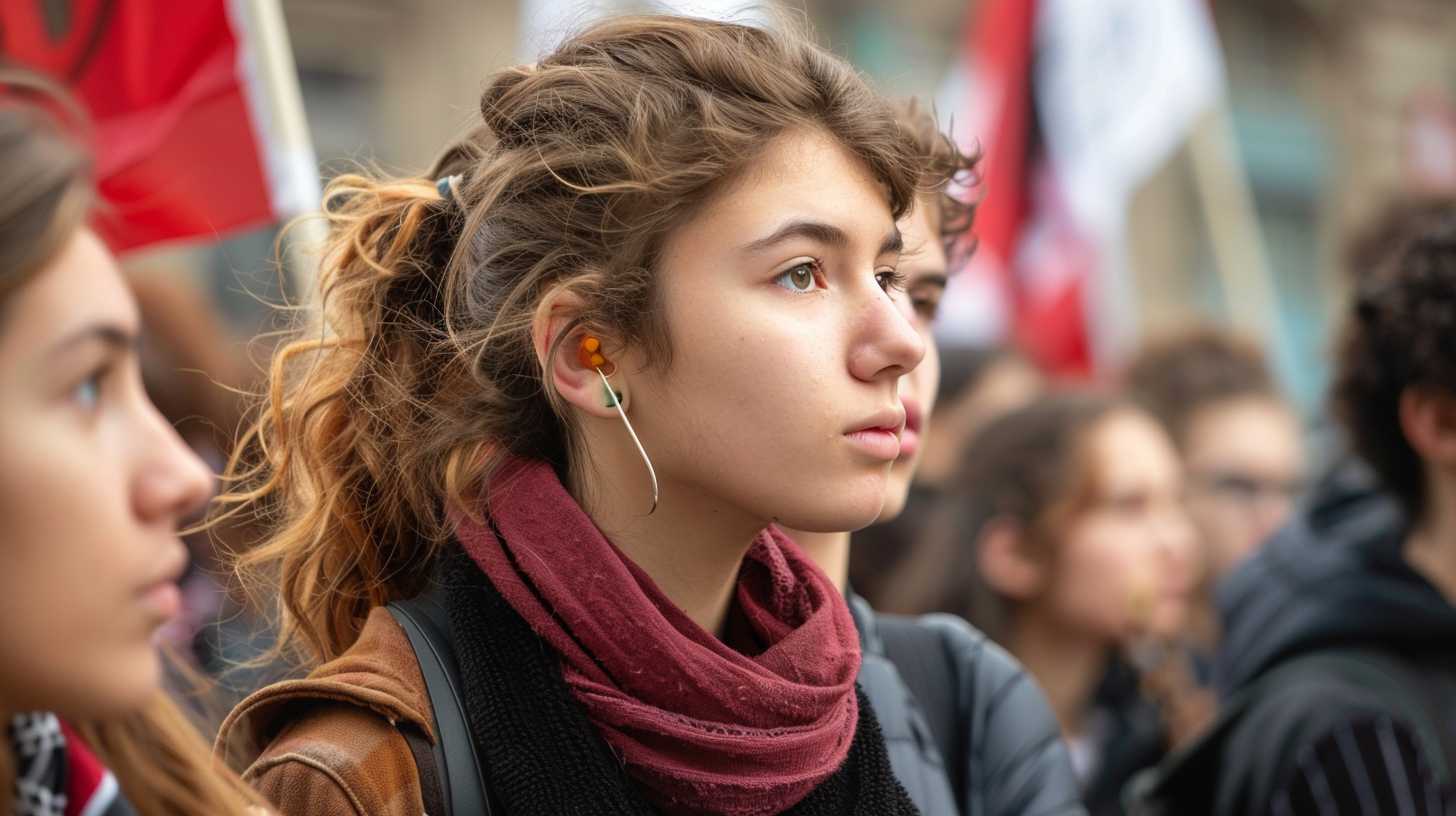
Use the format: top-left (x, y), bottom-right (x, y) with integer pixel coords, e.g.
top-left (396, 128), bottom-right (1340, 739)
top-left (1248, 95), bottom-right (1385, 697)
top-left (140, 581), bottom-right (183, 621)
top-left (845, 407), bottom-right (905, 461)
top-left (897, 427), bottom-right (920, 461)
top-left (845, 427), bottom-right (902, 461)
top-left (138, 548), bottom-right (188, 623)
top-left (898, 398), bottom-right (924, 462)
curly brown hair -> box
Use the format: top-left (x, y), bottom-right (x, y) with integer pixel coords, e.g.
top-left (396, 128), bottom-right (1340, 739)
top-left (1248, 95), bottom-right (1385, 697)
top-left (1125, 326), bottom-right (1280, 451)
top-left (1332, 198), bottom-right (1456, 519)
top-left (895, 98), bottom-right (979, 261)
top-left (217, 14), bottom-right (940, 665)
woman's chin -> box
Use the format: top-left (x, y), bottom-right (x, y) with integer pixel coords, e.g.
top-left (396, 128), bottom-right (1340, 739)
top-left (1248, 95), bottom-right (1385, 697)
top-left (47, 656), bottom-right (161, 723)
top-left (876, 474), bottom-right (915, 524)
top-left (775, 495), bottom-right (885, 535)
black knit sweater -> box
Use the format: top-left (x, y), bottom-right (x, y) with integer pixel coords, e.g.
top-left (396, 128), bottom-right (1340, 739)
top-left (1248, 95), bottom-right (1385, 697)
top-left (440, 548), bottom-right (920, 815)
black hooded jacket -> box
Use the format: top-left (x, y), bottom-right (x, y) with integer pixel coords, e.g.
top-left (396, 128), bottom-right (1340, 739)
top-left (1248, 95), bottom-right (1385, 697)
top-left (1128, 464), bottom-right (1456, 814)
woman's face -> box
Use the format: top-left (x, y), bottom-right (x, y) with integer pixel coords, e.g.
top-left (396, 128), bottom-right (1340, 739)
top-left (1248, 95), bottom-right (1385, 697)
top-left (631, 127), bottom-right (924, 534)
top-left (1042, 409), bottom-right (1197, 644)
top-left (0, 229), bottom-right (212, 719)
top-left (1181, 396), bottom-right (1304, 580)
top-left (880, 199), bottom-right (946, 520)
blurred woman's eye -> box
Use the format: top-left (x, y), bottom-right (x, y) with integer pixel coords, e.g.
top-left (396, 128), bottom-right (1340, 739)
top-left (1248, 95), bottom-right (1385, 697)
top-left (71, 366), bottom-right (108, 413)
top-left (1104, 491), bottom-right (1152, 517)
top-left (773, 260), bottom-right (823, 294)
top-left (910, 287), bottom-right (944, 321)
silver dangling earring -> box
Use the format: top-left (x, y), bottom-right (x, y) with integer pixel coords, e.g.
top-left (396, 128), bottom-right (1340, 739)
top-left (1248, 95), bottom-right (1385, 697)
top-left (581, 336), bottom-right (658, 515)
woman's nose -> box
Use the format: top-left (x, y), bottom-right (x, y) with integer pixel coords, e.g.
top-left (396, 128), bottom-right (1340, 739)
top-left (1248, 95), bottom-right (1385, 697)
top-left (132, 401), bottom-right (215, 526)
top-left (847, 285), bottom-right (926, 383)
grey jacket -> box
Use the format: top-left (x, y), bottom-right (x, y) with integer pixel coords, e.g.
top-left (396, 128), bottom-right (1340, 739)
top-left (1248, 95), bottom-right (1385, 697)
top-left (851, 593), bottom-right (1086, 816)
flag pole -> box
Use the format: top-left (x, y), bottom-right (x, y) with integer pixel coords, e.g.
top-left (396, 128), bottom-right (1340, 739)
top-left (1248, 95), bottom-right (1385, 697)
top-left (229, 0), bottom-right (325, 305)
top-left (1186, 103), bottom-right (1282, 346)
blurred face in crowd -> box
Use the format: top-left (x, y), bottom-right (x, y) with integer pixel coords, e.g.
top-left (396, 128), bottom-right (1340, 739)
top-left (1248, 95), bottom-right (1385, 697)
top-left (879, 198), bottom-right (946, 520)
top-left (1181, 396), bottom-right (1304, 580)
top-left (0, 229), bottom-right (212, 719)
top-left (614, 128), bottom-right (923, 534)
top-left (1041, 409), bottom-right (1197, 644)
top-left (918, 353), bottom-right (1043, 489)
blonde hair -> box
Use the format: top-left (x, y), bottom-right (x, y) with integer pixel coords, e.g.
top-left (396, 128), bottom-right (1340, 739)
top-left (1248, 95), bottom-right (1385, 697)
top-left (216, 14), bottom-right (944, 667)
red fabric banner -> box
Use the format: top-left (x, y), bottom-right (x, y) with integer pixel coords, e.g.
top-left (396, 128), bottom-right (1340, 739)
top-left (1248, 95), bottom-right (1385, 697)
top-left (1, 0), bottom-right (277, 252)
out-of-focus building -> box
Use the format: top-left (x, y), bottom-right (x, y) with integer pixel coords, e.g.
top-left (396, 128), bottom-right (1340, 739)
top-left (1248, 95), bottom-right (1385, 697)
top-left (1124, 0), bottom-right (1456, 411)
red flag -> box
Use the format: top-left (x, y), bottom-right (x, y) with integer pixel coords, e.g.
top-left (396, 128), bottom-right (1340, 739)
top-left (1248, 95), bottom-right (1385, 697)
top-left (938, 0), bottom-right (1095, 374)
top-left (938, 0), bottom-right (1223, 376)
top-left (0, 0), bottom-right (317, 253)
top-left (957, 0), bottom-right (1036, 270)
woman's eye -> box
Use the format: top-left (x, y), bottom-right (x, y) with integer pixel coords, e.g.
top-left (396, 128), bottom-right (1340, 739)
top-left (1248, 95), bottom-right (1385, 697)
top-left (773, 261), bottom-right (821, 293)
top-left (912, 292), bottom-right (942, 322)
top-left (72, 371), bottom-right (103, 412)
top-left (876, 268), bottom-right (907, 294)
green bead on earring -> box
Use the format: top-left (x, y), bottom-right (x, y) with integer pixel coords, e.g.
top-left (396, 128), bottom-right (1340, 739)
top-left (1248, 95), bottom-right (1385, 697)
top-left (602, 381), bottom-right (622, 409)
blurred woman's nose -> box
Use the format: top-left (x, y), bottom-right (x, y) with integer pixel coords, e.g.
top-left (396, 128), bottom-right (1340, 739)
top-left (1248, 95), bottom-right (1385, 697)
top-left (1157, 501), bottom-right (1201, 588)
top-left (132, 401), bottom-right (214, 526)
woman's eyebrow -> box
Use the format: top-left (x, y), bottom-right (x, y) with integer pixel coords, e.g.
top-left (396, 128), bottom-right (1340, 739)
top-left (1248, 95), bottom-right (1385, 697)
top-left (910, 272), bottom-right (949, 289)
top-left (741, 219), bottom-right (902, 257)
top-left (44, 323), bottom-right (138, 358)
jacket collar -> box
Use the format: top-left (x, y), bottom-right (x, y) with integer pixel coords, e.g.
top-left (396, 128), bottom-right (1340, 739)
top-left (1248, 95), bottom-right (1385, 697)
top-left (216, 605), bottom-right (434, 769)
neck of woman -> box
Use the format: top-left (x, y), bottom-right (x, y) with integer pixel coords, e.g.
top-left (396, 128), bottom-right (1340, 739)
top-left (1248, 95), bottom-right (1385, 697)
top-left (785, 530), bottom-right (852, 592)
top-left (579, 460), bottom-right (768, 637)
top-left (1007, 610), bottom-right (1109, 738)
top-left (1406, 466), bottom-right (1456, 604)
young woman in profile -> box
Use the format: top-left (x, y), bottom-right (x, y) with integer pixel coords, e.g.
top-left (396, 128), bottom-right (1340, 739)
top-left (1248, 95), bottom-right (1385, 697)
top-left (0, 77), bottom-right (266, 816)
top-left (215, 14), bottom-right (951, 816)
top-left (789, 102), bottom-right (1085, 816)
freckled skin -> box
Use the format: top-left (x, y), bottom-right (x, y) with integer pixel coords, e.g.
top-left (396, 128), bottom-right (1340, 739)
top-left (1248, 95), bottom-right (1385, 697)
top-left (623, 128), bottom-right (925, 535)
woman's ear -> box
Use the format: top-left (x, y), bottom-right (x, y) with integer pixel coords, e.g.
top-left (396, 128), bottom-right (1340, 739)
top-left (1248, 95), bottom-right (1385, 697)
top-left (531, 288), bottom-right (621, 420)
top-left (1400, 387), bottom-right (1456, 469)
top-left (976, 517), bottom-right (1044, 601)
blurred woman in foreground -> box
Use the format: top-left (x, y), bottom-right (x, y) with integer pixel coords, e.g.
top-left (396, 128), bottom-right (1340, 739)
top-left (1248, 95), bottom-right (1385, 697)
top-left (0, 76), bottom-right (264, 816)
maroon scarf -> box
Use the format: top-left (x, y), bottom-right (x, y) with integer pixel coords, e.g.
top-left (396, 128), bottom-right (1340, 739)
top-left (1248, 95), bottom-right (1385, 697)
top-left (454, 458), bottom-right (862, 815)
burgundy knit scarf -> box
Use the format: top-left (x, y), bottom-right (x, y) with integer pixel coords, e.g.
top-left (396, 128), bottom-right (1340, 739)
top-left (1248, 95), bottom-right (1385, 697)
top-left (454, 458), bottom-right (863, 815)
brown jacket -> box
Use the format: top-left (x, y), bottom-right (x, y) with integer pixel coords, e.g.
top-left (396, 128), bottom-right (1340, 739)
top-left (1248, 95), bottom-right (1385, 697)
top-left (217, 607), bottom-right (434, 816)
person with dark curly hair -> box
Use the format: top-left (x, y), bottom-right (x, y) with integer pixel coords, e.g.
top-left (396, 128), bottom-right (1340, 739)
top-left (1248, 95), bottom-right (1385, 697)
top-left (1129, 200), bottom-right (1456, 815)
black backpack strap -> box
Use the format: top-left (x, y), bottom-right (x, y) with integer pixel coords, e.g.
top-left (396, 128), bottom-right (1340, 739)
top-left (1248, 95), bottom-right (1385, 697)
top-left (875, 614), bottom-right (965, 796)
top-left (401, 727), bottom-right (446, 816)
top-left (388, 586), bottom-right (493, 816)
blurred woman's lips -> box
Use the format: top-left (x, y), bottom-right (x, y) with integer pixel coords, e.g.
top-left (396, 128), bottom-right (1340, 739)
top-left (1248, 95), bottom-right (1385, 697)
top-left (140, 581), bottom-right (183, 621)
top-left (898, 397), bottom-right (924, 461)
top-left (137, 547), bottom-right (188, 622)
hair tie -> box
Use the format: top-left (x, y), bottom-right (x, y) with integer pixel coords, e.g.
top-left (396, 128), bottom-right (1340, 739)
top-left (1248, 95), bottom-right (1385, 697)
top-left (436, 174), bottom-right (463, 207)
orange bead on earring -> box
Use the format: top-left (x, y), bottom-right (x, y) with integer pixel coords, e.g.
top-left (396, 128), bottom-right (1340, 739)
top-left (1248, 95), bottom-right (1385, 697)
top-left (578, 335), bottom-right (613, 374)
top-left (576, 332), bottom-right (656, 514)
